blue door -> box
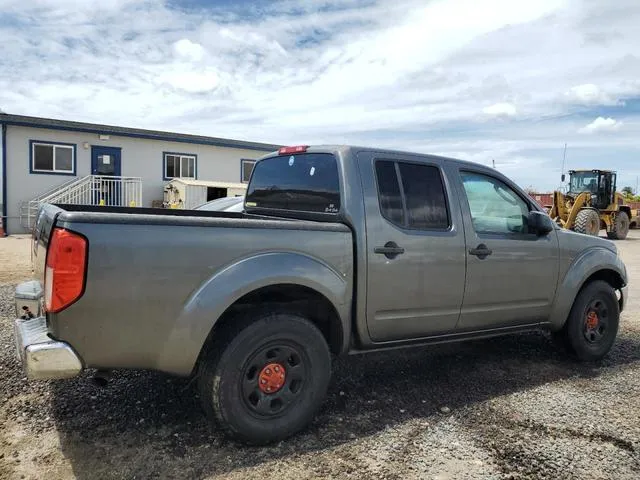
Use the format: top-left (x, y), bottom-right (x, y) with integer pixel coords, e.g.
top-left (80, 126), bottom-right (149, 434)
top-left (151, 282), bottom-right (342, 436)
top-left (91, 146), bottom-right (122, 206)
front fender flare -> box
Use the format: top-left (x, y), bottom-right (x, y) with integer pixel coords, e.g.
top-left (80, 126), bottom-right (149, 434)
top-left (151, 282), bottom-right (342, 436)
top-left (548, 246), bottom-right (627, 330)
top-left (155, 252), bottom-right (351, 375)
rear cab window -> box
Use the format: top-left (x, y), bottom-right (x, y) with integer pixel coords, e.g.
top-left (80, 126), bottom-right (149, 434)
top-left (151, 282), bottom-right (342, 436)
top-left (245, 153), bottom-right (341, 215)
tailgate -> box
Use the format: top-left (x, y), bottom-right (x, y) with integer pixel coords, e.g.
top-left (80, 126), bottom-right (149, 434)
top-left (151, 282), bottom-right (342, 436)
top-left (31, 203), bottom-right (64, 285)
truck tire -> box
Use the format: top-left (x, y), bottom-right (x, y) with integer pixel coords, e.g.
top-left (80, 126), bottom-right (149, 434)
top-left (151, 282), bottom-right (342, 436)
top-left (606, 211), bottom-right (629, 240)
top-left (574, 209), bottom-right (600, 236)
top-left (560, 280), bottom-right (620, 361)
top-left (198, 311), bottom-right (331, 445)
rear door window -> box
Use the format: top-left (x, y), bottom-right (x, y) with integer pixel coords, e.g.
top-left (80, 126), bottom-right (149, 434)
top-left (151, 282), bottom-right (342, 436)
top-left (245, 153), bottom-right (340, 214)
top-left (375, 161), bottom-right (405, 226)
top-left (398, 163), bottom-right (449, 229)
top-left (375, 160), bottom-right (450, 230)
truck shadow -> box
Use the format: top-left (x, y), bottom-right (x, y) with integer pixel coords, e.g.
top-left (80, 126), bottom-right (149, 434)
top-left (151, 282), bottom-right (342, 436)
top-left (50, 331), bottom-right (640, 479)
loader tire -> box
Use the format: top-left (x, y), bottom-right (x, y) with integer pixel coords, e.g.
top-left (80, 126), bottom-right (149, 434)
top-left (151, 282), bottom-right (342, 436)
top-left (574, 209), bottom-right (600, 236)
top-left (606, 211), bottom-right (629, 240)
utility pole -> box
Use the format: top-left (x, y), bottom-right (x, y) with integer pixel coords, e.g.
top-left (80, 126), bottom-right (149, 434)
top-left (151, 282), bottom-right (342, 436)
top-left (559, 143), bottom-right (568, 192)
top-left (492, 159), bottom-right (496, 169)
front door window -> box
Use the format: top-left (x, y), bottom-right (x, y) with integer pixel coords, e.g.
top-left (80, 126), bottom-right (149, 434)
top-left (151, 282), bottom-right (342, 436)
top-left (460, 171), bottom-right (530, 235)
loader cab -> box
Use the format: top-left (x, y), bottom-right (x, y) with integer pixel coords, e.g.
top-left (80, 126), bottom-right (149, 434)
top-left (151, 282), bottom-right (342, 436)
top-left (568, 169), bottom-right (616, 210)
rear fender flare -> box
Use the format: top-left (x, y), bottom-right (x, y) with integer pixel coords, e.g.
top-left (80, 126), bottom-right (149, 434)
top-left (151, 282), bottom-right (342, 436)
top-left (155, 252), bottom-right (350, 375)
top-left (549, 246), bottom-right (626, 330)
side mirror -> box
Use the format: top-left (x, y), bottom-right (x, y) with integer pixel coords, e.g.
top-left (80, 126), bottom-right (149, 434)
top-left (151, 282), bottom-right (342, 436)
top-left (528, 211), bottom-right (554, 236)
top-left (561, 174), bottom-right (566, 182)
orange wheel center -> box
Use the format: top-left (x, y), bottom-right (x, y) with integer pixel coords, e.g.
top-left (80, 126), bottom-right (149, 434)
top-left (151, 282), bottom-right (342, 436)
top-left (258, 363), bottom-right (286, 394)
top-left (586, 311), bottom-right (599, 330)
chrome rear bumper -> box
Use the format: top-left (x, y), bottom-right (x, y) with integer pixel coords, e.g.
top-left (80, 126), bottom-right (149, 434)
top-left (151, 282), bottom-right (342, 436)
top-left (13, 316), bottom-right (83, 380)
top-left (13, 280), bottom-right (83, 380)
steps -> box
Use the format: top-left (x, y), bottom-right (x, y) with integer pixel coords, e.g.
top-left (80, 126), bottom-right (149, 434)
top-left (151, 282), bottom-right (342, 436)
top-left (20, 175), bottom-right (142, 230)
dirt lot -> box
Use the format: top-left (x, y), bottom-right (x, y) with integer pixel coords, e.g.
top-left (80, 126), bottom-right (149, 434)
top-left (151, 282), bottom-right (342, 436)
top-left (1, 232), bottom-right (640, 479)
top-left (0, 236), bottom-right (32, 286)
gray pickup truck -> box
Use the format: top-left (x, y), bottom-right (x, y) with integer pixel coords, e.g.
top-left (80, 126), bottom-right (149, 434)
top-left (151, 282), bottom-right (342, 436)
top-left (14, 145), bottom-right (628, 445)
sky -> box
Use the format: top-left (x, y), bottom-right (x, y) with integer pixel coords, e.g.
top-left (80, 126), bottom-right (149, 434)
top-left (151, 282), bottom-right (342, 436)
top-left (1, 0), bottom-right (640, 191)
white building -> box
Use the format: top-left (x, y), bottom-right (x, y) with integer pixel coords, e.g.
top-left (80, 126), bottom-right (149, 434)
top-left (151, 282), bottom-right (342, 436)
top-left (0, 113), bottom-right (280, 234)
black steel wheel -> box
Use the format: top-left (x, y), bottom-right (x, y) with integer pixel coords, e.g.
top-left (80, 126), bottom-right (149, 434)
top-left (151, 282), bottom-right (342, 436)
top-left (563, 280), bottom-right (620, 361)
top-left (582, 299), bottom-right (611, 344)
top-left (198, 311), bottom-right (331, 445)
top-left (240, 342), bottom-right (307, 418)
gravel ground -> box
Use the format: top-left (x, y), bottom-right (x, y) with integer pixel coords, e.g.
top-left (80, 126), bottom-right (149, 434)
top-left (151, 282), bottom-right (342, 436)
top-left (1, 233), bottom-right (640, 479)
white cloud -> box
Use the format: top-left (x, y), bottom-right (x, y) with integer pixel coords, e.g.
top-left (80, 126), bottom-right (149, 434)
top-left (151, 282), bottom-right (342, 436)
top-left (565, 83), bottom-right (620, 106)
top-left (482, 102), bottom-right (517, 118)
top-left (1, 0), bottom-right (640, 190)
top-left (579, 117), bottom-right (623, 134)
top-left (162, 71), bottom-right (219, 93)
top-left (173, 38), bottom-right (206, 62)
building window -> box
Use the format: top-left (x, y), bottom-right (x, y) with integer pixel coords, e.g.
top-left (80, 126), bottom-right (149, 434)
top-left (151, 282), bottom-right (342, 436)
top-left (164, 152), bottom-right (197, 180)
top-left (241, 159), bottom-right (256, 183)
top-left (30, 141), bottom-right (76, 175)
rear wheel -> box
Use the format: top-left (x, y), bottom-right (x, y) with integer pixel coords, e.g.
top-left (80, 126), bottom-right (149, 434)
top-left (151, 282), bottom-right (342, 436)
top-left (559, 280), bottom-right (620, 361)
top-left (607, 211), bottom-right (629, 240)
top-left (574, 209), bottom-right (600, 236)
top-left (198, 311), bottom-right (332, 445)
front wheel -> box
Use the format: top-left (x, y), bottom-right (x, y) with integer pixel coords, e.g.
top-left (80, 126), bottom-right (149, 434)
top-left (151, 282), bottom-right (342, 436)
top-left (198, 312), bottom-right (332, 445)
top-left (574, 209), bottom-right (600, 236)
top-left (560, 280), bottom-right (620, 361)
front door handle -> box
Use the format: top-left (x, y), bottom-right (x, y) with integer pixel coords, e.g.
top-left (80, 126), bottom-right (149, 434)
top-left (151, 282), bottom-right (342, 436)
top-left (469, 244), bottom-right (492, 259)
top-left (374, 241), bottom-right (405, 259)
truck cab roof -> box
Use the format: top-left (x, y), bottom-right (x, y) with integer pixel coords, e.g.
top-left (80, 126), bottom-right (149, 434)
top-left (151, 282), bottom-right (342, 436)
top-left (260, 144), bottom-right (494, 172)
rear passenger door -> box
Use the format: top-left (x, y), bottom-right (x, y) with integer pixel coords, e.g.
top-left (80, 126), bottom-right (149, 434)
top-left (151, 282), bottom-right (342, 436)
top-left (358, 152), bottom-right (466, 342)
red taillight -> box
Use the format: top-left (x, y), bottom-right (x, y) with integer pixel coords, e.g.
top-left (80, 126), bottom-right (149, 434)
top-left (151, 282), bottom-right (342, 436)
top-left (45, 228), bottom-right (87, 313)
top-left (278, 145), bottom-right (308, 155)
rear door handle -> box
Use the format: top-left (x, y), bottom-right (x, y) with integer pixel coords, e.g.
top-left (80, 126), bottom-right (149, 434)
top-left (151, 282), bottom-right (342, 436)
top-left (469, 243), bottom-right (492, 259)
top-left (374, 241), bottom-right (405, 259)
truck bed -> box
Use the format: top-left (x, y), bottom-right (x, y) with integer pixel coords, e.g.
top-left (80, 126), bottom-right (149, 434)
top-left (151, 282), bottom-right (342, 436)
top-left (52, 203), bottom-right (348, 229)
top-left (34, 203), bottom-right (353, 376)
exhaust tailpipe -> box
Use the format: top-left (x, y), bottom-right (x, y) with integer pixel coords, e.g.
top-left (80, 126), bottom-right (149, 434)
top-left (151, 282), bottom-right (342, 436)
top-left (93, 369), bottom-right (112, 387)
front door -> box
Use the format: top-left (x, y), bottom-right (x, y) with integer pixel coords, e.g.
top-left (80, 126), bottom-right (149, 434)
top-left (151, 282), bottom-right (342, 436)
top-left (452, 166), bottom-right (559, 330)
top-left (358, 152), bottom-right (466, 342)
top-left (91, 146), bottom-right (122, 206)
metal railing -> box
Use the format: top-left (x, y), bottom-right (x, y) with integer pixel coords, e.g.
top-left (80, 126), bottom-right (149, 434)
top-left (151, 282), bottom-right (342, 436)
top-left (20, 175), bottom-right (142, 230)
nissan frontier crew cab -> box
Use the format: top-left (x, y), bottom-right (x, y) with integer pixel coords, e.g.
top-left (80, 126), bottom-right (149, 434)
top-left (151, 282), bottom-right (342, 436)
top-left (14, 145), bottom-right (628, 445)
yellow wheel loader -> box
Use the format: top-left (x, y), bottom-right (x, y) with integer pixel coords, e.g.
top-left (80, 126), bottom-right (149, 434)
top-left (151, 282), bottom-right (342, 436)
top-left (548, 169), bottom-right (632, 240)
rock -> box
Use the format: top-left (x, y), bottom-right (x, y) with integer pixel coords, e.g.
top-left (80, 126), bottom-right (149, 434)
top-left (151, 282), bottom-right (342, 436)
top-left (440, 406), bottom-right (451, 414)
